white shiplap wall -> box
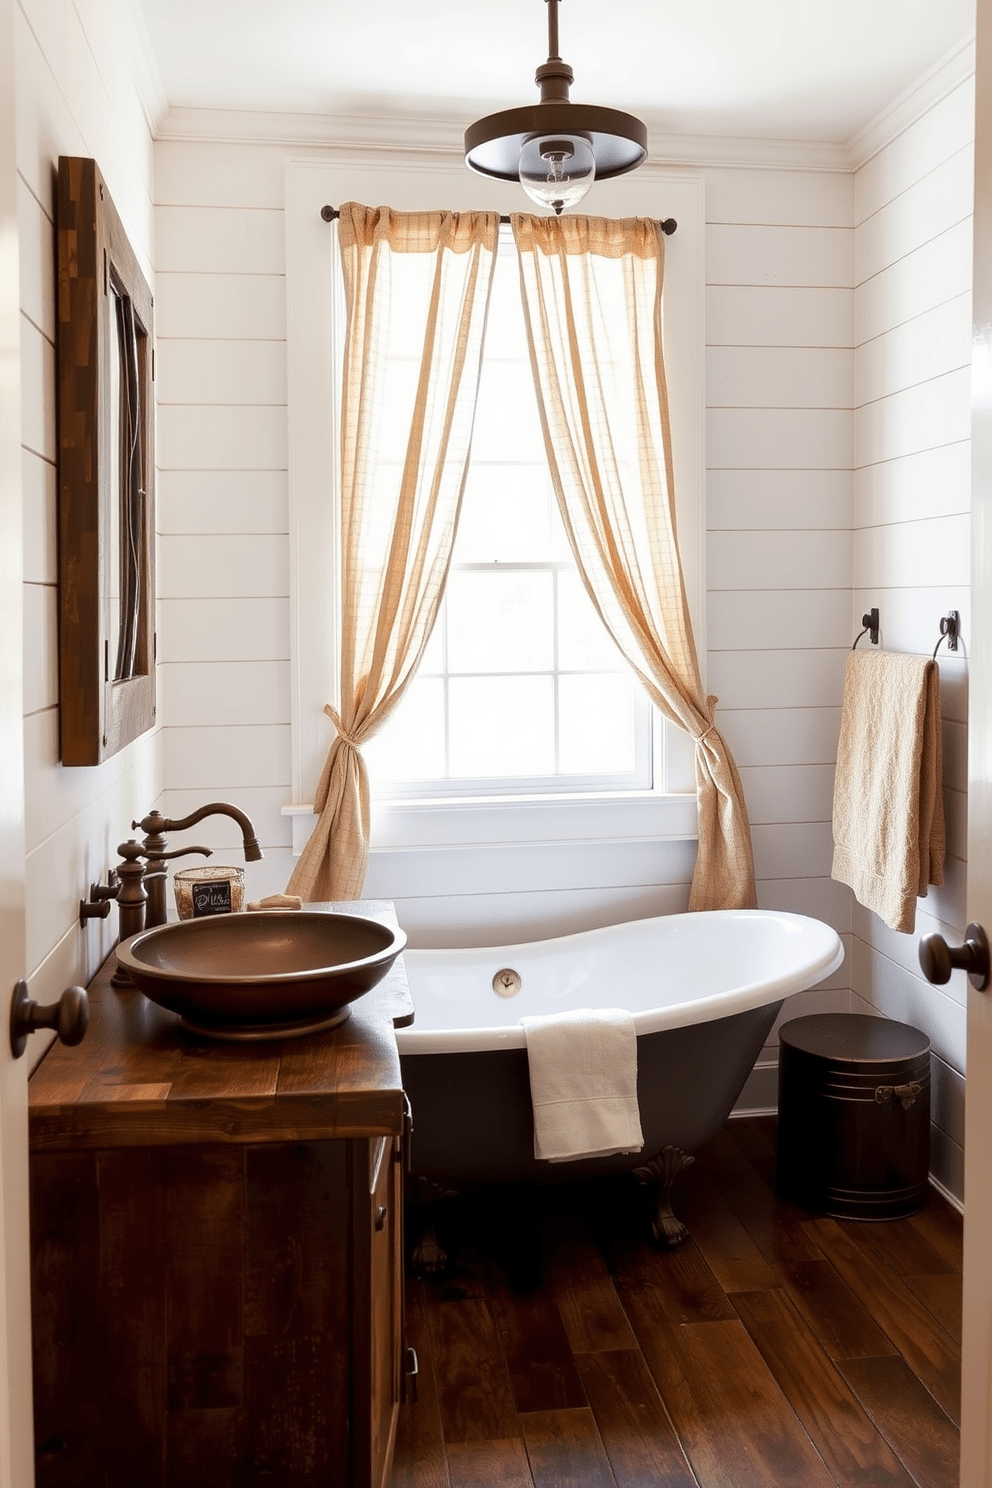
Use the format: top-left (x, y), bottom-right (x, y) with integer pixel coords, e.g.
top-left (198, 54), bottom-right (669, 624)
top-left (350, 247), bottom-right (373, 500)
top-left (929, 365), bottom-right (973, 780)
top-left (704, 166), bottom-right (856, 1108)
top-left (155, 143), bottom-right (296, 900)
top-left (851, 77), bottom-right (975, 1201)
top-left (705, 167), bottom-right (853, 928)
top-left (17, 0), bottom-right (159, 1031)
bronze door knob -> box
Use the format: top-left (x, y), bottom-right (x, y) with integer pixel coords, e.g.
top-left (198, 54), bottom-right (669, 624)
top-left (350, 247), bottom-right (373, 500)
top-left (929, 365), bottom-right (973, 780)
top-left (10, 980), bottom-right (89, 1058)
top-left (918, 924), bottom-right (990, 991)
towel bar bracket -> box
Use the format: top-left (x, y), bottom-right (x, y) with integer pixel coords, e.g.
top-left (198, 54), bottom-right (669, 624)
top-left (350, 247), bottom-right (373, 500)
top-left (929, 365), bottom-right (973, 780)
top-left (852, 608), bottom-right (880, 649)
top-left (933, 611), bottom-right (959, 659)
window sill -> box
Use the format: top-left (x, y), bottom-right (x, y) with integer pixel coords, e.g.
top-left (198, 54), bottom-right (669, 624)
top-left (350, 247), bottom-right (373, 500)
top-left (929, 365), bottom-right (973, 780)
top-left (283, 791), bottom-right (698, 855)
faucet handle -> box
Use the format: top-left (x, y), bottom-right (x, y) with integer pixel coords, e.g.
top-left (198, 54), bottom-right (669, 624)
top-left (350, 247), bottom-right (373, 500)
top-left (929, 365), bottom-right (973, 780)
top-left (90, 870), bottom-right (120, 901)
top-left (132, 809), bottom-right (168, 835)
top-left (79, 896), bottom-right (112, 925)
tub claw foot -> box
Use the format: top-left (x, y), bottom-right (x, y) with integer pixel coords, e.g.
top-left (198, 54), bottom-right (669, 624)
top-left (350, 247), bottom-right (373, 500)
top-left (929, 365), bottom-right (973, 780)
top-left (633, 1146), bottom-right (695, 1247)
top-left (411, 1226), bottom-right (448, 1276)
top-left (409, 1178), bottom-right (458, 1277)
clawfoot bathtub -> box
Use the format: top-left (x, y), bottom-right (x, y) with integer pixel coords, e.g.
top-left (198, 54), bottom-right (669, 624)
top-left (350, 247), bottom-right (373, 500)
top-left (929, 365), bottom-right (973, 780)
top-left (396, 909), bottom-right (844, 1258)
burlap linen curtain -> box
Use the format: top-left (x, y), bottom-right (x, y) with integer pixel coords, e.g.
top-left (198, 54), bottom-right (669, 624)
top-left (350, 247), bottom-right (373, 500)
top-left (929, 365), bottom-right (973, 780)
top-left (511, 214), bottom-right (756, 910)
top-left (288, 203), bottom-right (499, 902)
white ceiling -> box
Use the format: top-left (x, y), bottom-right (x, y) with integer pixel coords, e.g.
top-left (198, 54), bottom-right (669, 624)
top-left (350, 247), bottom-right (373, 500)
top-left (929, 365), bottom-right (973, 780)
top-left (136, 0), bottom-right (975, 146)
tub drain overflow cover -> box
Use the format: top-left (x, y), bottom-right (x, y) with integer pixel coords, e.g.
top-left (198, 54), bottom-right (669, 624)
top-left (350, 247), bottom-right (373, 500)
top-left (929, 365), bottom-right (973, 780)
top-left (493, 968), bottom-right (522, 998)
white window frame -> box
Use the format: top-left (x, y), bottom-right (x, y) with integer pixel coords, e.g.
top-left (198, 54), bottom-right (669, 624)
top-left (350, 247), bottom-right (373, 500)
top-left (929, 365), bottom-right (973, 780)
top-left (283, 158), bottom-right (705, 855)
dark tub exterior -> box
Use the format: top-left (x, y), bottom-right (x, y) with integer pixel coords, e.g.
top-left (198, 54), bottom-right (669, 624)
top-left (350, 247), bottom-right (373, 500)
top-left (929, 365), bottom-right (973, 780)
top-left (399, 999), bottom-right (782, 1186)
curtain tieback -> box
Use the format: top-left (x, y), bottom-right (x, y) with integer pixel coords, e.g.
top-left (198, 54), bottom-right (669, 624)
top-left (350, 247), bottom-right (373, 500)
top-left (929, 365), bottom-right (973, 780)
top-left (694, 695), bottom-right (720, 749)
top-left (324, 703), bottom-right (363, 750)
top-left (311, 706), bottom-right (363, 814)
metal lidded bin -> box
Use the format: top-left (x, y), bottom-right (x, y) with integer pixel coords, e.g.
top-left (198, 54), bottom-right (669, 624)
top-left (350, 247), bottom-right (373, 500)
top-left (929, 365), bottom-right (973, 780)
top-left (777, 1013), bottom-right (930, 1220)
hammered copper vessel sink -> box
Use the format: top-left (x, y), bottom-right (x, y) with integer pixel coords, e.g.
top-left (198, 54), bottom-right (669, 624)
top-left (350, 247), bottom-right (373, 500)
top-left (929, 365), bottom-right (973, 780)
top-left (116, 911), bottom-right (407, 1039)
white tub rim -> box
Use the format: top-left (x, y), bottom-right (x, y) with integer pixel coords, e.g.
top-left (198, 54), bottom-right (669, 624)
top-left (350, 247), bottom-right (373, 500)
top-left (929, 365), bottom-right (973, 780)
top-left (395, 909), bottom-right (844, 1056)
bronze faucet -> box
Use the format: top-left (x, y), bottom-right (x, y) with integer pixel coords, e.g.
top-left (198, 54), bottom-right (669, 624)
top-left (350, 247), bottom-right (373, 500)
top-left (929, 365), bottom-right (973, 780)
top-left (108, 804), bottom-right (263, 990)
top-left (131, 803), bottom-right (264, 929)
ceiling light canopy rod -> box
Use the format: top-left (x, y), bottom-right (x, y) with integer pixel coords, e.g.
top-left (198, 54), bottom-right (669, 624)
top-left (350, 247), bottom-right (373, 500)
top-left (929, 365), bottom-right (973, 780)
top-left (319, 205), bottom-right (676, 234)
top-left (546, 0), bottom-right (560, 61)
top-left (537, 0), bottom-right (572, 104)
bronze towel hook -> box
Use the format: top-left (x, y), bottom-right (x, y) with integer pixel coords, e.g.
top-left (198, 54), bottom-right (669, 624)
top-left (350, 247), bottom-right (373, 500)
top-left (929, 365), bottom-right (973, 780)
top-left (852, 608), bottom-right (880, 649)
top-left (933, 611), bottom-right (960, 660)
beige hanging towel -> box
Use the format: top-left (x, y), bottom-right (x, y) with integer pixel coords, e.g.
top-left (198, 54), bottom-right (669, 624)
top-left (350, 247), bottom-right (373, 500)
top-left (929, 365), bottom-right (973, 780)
top-left (520, 1009), bottom-right (644, 1162)
top-left (831, 649), bottom-right (945, 934)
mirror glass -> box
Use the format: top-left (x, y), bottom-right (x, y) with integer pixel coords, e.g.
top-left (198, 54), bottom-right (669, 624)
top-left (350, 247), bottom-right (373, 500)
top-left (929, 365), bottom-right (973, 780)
top-left (109, 279), bottom-right (147, 682)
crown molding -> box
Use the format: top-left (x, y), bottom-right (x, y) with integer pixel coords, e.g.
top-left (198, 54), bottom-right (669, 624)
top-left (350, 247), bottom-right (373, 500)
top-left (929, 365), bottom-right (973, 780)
top-left (155, 105), bottom-right (464, 152)
top-left (148, 34), bottom-right (977, 179)
top-left (846, 36), bottom-right (976, 170)
top-left (646, 132), bottom-right (850, 173)
top-left (153, 103), bottom-right (852, 172)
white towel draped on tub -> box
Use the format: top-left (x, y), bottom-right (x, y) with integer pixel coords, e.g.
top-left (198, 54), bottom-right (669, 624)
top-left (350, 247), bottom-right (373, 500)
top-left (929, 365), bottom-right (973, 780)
top-left (520, 1008), bottom-right (644, 1162)
top-left (831, 648), bottom-right (945, 934)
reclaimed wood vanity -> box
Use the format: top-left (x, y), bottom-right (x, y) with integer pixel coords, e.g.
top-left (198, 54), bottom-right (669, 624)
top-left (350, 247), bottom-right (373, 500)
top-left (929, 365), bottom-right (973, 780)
top-left (27, 901), bottom-right (412, 1488)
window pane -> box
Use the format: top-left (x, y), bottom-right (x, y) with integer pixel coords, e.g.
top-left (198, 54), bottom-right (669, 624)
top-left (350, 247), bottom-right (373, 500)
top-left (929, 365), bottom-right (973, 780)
top-left (449, 675), bottom-right (554, 777)
top-left (373, 359), bottom-right (422, 461)
top-left (483, 252), bottom-right (529, 358)
top-left (557, 571), bottom-right (625, 671)
top-left (558, 673), bottom-right (638, 774)
top-left (385, 256), bottom-right (440, 357)
top-left (455, 465), bottom-right (555, 562)
top-left (364, 675), bottom-right (446, 783)
top-left (417, 615), bottom-right (445, 674)
top-left (471, 360), bottom-right (545, 462)
top-left (447, 570), bottom-right (553, 673)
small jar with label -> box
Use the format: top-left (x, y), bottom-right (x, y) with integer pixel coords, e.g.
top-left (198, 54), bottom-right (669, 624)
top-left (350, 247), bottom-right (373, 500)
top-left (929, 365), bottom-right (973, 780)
top-left (174, 865), bottom-right (246, 920)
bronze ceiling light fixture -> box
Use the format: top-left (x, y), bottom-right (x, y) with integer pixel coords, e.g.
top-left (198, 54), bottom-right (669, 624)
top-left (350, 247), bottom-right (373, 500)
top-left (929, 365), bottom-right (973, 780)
top-left (464, 0), bottom-right (648, 215)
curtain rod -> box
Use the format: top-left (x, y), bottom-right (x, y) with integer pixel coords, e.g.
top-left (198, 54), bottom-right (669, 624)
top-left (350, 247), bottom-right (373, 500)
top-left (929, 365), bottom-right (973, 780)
top-left (319, 205), bottom-right (677, 234)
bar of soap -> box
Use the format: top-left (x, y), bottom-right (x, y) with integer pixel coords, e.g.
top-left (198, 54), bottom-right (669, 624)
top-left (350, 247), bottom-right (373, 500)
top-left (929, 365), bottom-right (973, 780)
top-left (247, 893), bottom-right (304, 912)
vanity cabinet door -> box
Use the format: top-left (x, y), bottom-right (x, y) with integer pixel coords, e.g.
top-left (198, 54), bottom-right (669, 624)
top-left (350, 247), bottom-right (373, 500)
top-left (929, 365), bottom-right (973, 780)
top-left (353, 1134), bottom-right (403, 1488)
top-left (31, 1140), bottom-right (358, 1487)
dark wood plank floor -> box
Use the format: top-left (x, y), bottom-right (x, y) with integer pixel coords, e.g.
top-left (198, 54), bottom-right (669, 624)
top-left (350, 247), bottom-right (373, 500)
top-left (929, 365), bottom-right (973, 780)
top-left (391, 1116), bottom-right (962, 1488)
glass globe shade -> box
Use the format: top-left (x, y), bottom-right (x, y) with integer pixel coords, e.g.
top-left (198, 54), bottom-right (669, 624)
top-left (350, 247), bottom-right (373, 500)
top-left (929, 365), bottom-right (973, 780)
top-left (519, 133), bottom-right (596, 215)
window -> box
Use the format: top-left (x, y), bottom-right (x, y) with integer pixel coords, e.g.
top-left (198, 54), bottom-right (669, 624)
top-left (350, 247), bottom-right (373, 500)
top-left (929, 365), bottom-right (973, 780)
top-left (364, 234), bottom-right (652, 799)
top-left (284, 164), bottom-right (704, 854)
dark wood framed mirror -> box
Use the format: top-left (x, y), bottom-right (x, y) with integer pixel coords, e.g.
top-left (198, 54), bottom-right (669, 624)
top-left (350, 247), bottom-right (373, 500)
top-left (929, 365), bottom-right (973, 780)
top-left (57, 156), bottom-right (155, 765)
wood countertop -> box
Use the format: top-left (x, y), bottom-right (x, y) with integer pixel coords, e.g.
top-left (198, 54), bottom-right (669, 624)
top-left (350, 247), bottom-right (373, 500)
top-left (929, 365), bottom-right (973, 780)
top-left (28, 900), bottom-right (413, 1152)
